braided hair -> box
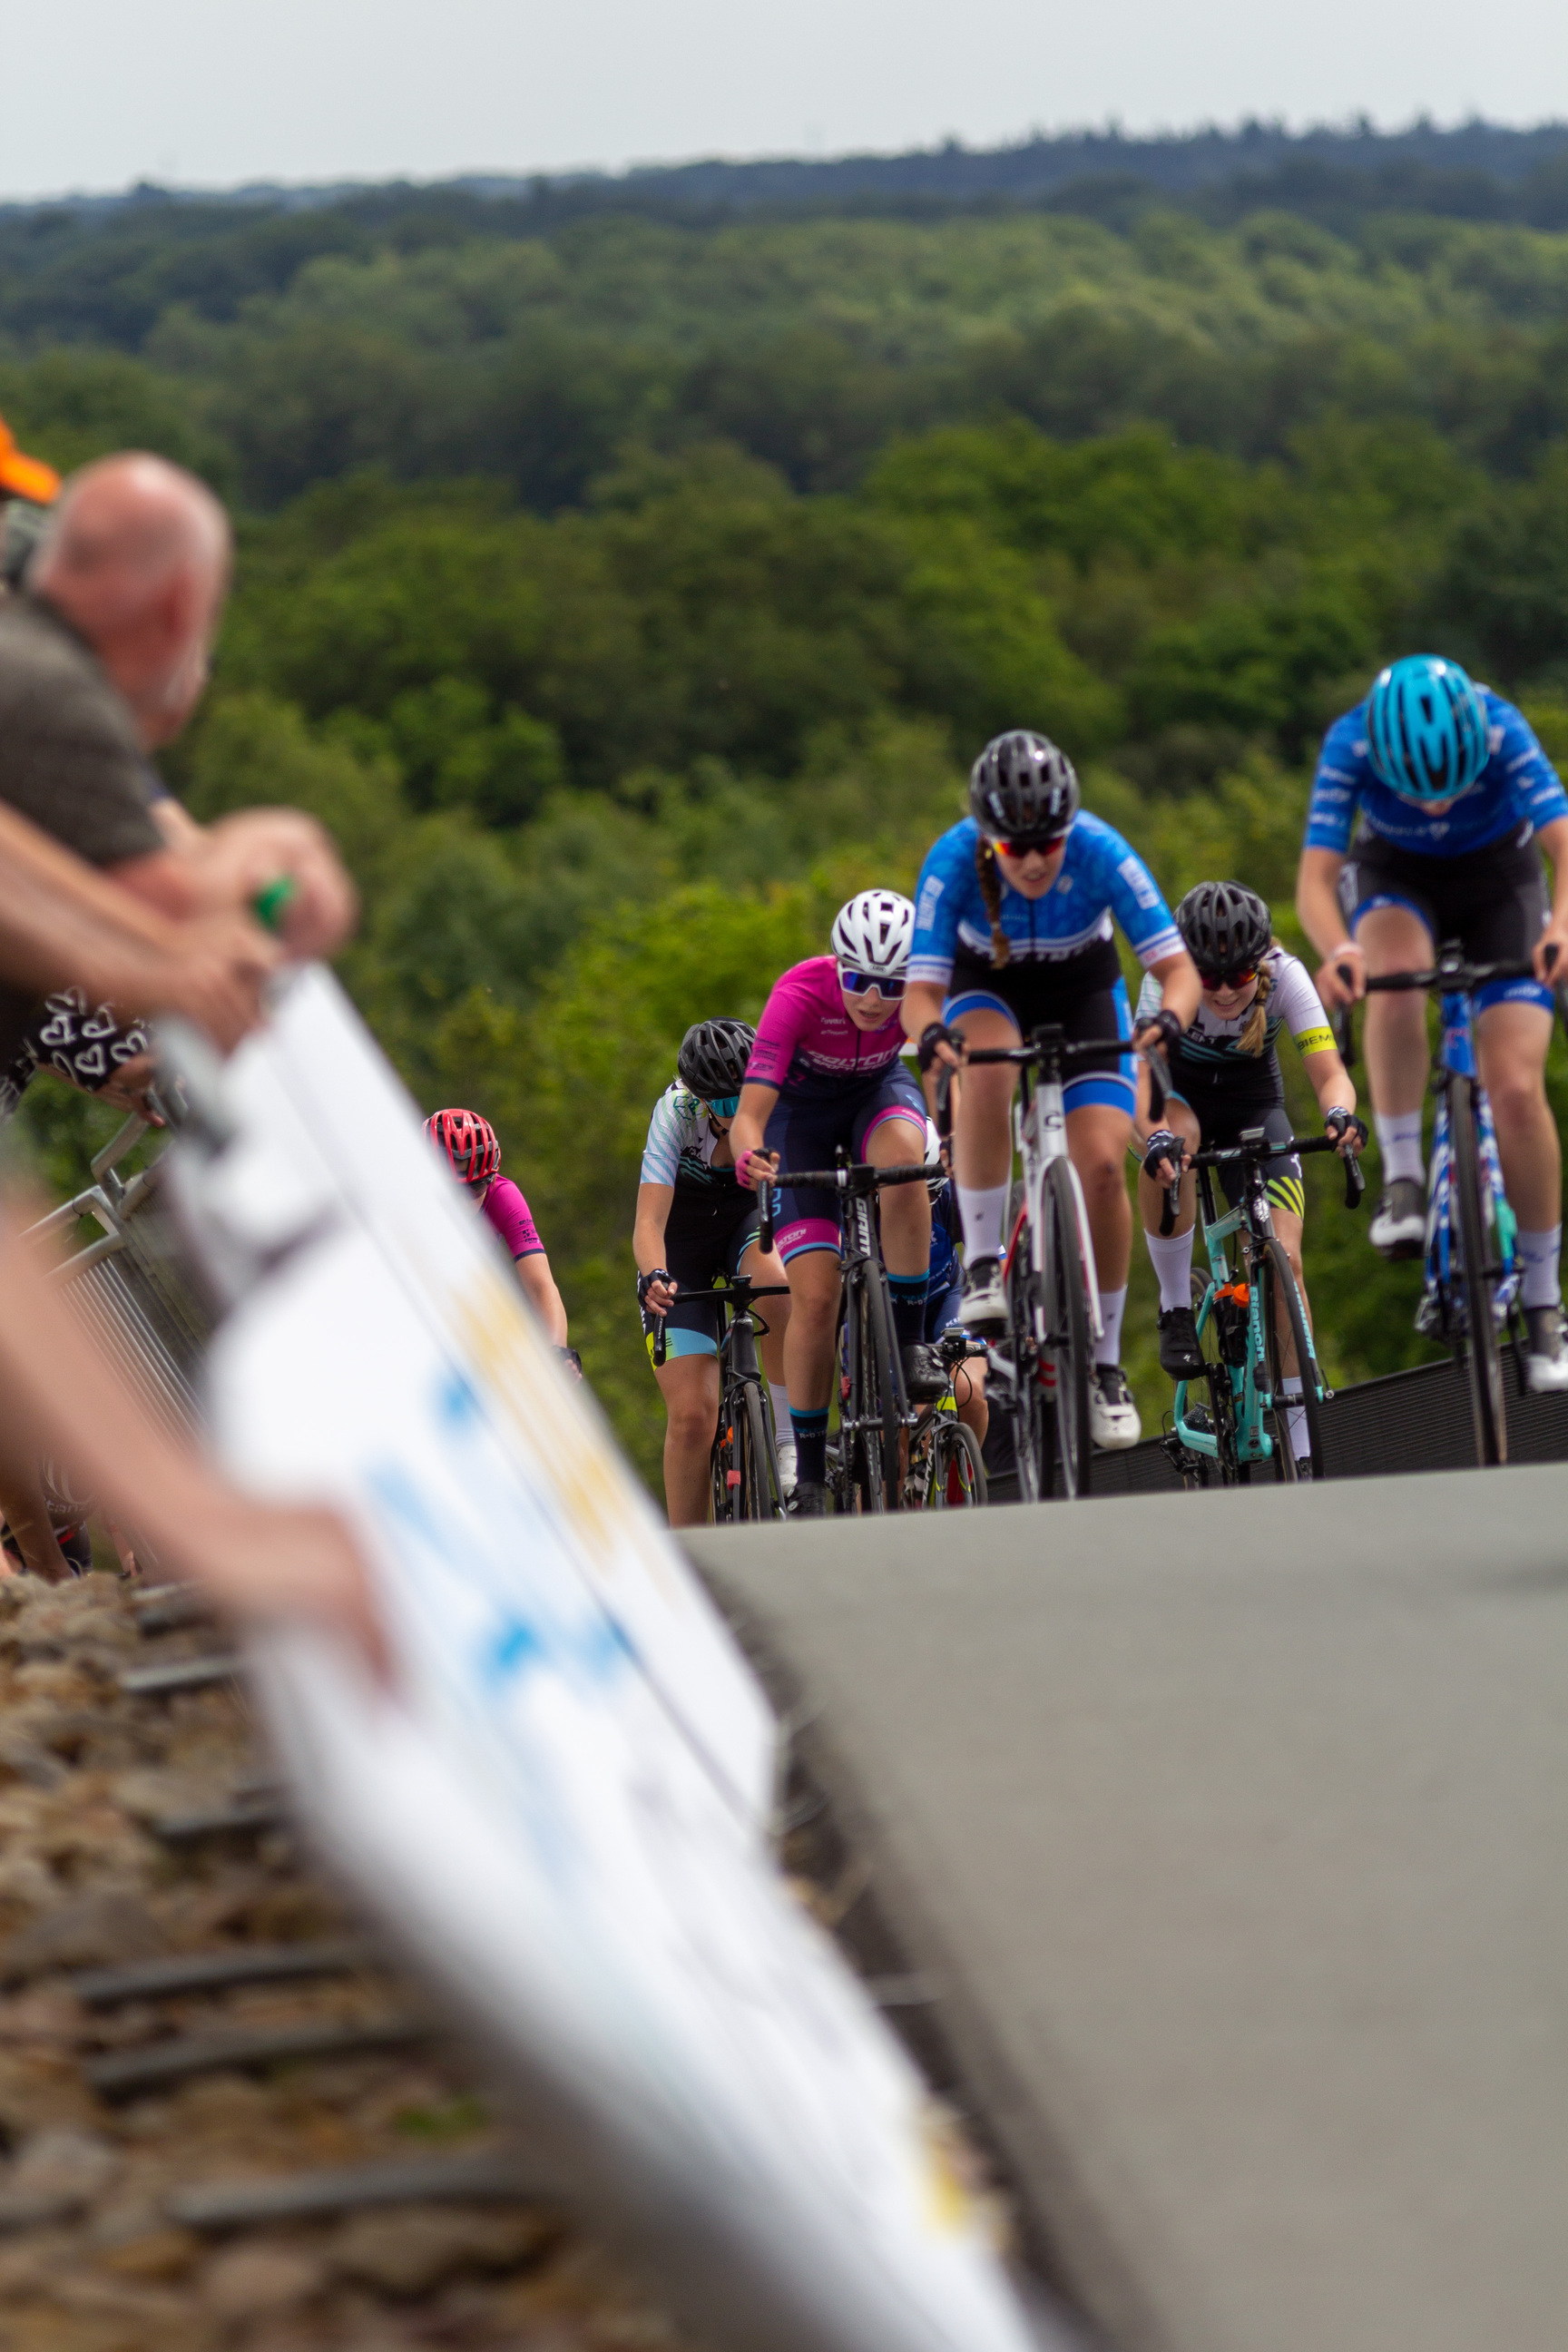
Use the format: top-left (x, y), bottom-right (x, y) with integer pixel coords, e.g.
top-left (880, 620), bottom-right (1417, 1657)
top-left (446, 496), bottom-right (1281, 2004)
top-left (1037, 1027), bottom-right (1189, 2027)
top-left (975, 837), bottom-right (1012, 967)
top-left (1235, 955), bottom-right (1276, 1056)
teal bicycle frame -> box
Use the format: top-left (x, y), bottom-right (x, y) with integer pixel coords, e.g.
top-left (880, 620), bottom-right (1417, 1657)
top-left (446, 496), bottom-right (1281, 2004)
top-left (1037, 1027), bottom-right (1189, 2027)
top-left (1169, 1128), bottom-right (1361, 1481)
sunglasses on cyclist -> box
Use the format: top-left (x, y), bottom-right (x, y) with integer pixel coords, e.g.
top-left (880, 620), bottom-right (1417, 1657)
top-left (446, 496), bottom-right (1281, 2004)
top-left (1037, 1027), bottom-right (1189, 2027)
top-left (992, 832), bottom-right (1068, 861)
top-left (838, 966), bottom-right (906, 998)
top-left (704, 1094), bottom-right (740, 1118)
top-left (1197, 965), bottom-right (1258, 991)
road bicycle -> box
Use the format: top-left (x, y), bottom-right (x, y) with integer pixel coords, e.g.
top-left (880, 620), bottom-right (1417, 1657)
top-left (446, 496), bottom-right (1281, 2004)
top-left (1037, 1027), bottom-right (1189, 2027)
top-left (937, 1026), bottom-right (1161, 1501)
top-left (901, 1328), bottom-right (989, 1510)
top-left (759, 1154), bottom-right (931, 1513)
top-left (1344, 946), bottom-right (1536, 1467)
top-left (1161, 1127), bottom-right (1363, 1485)
top-left (652, 1276), bottom-right (790, 1522)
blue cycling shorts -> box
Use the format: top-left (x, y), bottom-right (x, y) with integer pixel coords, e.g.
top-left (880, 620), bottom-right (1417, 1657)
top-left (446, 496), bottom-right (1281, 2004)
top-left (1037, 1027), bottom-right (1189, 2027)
top-left (764, 1066), bottom-right (927, 1263)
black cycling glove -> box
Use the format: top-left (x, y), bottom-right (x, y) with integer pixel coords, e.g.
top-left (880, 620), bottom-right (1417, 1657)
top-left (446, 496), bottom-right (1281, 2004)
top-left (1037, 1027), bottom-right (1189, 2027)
top-left (916, 1021), bottom-right (960, 1073)
top-left (636, 1268), bottom-right (672, 1308)
top-left (555, 1346), bottom-right (583, 1378)
top-left (1139, 1007), bottom-right (1184, 1056)
top-left (1142, 1128), bottom-right (1185, 1181)
top-left (1324, 1106), bottom-right (1368, 1151)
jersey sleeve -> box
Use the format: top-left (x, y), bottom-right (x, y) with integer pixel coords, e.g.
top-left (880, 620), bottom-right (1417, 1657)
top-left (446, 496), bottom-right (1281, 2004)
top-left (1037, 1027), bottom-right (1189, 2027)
top-left (483, 1178), bottom-right (544, 1259)
top-left (1090, 820), bottom-right (1182, 967)
top-left (1493, 695), bottom-right (1568, 831)
top-left (1134, 971), bottom-right (1161, 1025)
top-left (639, 1085), bottom-right (683, 1186)
top-left (744, 968), bottom-right (805, 1091)
top-left (1273, 953), bottom-right (1336, 1058)
top-left (908, 830), bottom-right (965, 989)
top-left (1304, 711), bottom-right (1367, 855)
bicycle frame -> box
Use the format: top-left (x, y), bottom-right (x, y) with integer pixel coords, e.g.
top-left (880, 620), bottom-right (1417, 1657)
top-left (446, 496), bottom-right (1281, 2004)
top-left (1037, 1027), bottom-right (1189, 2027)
top-left (1011, 1046), bottom-right (1103, 1350)
top-left (1420, 984), bottom-right (1518, 1340)
top-left (1174, 1158), bottom-right (1292, 1470)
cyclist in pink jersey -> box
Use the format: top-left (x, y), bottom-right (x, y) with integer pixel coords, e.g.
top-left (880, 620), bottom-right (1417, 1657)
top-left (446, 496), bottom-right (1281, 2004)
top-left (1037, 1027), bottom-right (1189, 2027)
top-left (425, 1108), bottom-right (576, 1367)
top-left (730, 890), bottom-right (938, 1516)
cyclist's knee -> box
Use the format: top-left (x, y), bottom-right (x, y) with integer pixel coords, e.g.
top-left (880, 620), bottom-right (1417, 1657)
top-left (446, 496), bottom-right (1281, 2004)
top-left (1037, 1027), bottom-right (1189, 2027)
top-left (1487, 1069), bottom-right (1550, 1133)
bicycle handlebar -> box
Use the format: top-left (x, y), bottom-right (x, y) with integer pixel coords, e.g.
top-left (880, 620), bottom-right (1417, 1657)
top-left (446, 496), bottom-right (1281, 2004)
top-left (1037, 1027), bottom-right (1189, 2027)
top-left (932, 1032), bottom-right (1168, 1142)
top-left (1158, 1130), bottom-right (1366, 1235)
top-left (1363, 955), bottom-right (1539, 993)
top-left (755, 1159), bottom-right (931, 1256)
top-left (650, 1278), bottom-right (791, 1367)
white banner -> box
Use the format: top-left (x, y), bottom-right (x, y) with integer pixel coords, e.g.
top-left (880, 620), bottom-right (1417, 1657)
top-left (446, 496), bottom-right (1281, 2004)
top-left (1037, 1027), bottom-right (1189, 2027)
top-left (178, 967), bottom-right (1049, 2352)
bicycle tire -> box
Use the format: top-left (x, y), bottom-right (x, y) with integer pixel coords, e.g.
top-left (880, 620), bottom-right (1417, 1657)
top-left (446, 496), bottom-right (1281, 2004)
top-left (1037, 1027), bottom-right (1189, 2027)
top-left (737, 1378), bottom-right (776, 1520)
top-left (849, 1273), bottom-right (887, 1514)
top-left (1259, 1237), bottom-right (1325, 1481)
top-left (865, 1262), bottom-right (903, 1504)
top-left (1004, 1216), bottom-right (1045, 1504)
top-left (929, 1417), bottom-right (987, 1507)
top-left (1450, 1077), bottom-right (1508, 1466)
top-left (709, 1415), bottom-right (735, 1524)
top-left (1042, 1157), bottom-right (1093, 1497)
top-left (1191, 1271), bottom-right (1241, 1486)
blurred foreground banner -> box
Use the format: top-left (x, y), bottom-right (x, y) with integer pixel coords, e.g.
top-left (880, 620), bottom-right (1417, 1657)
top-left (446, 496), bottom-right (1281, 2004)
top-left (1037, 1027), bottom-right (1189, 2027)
top-left (171, 966), bottom-right (1045, 2352)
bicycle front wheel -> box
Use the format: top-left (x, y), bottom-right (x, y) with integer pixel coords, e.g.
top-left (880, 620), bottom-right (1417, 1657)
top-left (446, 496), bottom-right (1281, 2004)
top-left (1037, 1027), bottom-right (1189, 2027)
top-left (1190, 1271), bottom-right (1240, 1486)
top-left (1004, 1216), bottom-right (1046, 1503)
top-left (1042, 1157), bottom-right (1093, 1498)
top-left (1259, 1237), bottom-right (1325, 1481)
top-left (848, 1272), bottom-right (890, 1513)
top-left (1450, 1078), bottom-right (1507, 1467)
top-left (736, 1379), bottom-right (778, 1520)
top-left (929, 1417), bottom-right (987, 1507)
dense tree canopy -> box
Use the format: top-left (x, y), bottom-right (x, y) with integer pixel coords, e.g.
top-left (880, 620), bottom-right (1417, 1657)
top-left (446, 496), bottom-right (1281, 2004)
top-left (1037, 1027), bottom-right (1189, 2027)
top-left (8, 177), bottom-right (1568, 1480)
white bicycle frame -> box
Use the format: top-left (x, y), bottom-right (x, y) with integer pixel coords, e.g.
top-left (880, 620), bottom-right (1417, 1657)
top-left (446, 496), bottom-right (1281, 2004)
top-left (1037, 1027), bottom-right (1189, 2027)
top-left (1015, 1057), bottom-right (1103, 1346)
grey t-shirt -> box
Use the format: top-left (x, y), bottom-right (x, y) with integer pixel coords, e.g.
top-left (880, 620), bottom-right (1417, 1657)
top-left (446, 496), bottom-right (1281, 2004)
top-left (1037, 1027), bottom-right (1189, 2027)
top-left (0, 595), bottom-right (165, 1070)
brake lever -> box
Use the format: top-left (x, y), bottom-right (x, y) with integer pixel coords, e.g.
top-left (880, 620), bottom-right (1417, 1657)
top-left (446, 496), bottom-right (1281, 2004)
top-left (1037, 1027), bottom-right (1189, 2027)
top-left (1159, 1176), bottom-right (1181, 1239)
top-left (1343, 1151), bottom-right (1367, 1211)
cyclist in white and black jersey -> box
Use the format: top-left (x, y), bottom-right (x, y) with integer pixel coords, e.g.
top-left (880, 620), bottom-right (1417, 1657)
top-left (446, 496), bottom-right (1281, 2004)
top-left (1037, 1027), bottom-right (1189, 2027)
top-left (634, 1018), bottom-right (793, 1525)
top-left (1133, 883), bottom-right (1365, 1470)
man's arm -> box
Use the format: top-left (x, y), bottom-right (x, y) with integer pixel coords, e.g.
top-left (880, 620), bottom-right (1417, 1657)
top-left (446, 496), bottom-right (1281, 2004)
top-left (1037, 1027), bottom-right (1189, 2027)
top-left (515, 1250), bottom-right (569, 1347)
top-left (113, 805), bottom-right (357, 962)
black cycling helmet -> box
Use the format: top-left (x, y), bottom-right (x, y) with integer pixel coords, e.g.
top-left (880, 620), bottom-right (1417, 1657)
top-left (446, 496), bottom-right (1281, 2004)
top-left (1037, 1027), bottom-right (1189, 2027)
top-left (1175, 881), bottom-right (1272, 980)
top-left (677, 1017), bottom-right (755, 1100)
top-left (969, 730), bottom-right (1082, 845)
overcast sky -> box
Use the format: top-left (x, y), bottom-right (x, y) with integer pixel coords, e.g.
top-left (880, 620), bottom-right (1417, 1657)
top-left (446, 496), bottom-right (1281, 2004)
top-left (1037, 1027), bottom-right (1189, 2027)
top-left (10, 0), bottom-right (1567, 201)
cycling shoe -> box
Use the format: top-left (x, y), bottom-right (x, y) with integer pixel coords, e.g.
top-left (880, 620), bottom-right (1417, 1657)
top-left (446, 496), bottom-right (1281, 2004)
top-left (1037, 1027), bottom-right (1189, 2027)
top-left (1524, 1304), bottom-right (1568, 1393)
top-left (1369, 1177), bottom-right (1426, 1260)
top-left (1090, 1363), bottom-right (1141, 1448)
top-left (956, 1257), bottom-right (1007, 1332)
top-left (902, 1342), bottom-right (948, 1401)
top-left (786, 1479), bottom-right (828, 1518)
top-left (1158, 1305), bottom-right (1205, 1378)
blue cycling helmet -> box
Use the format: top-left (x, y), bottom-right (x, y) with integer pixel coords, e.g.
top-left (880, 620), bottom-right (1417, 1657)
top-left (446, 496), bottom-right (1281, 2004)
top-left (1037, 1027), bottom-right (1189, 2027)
top-left (1366, 655), bottom-right (1490, 805)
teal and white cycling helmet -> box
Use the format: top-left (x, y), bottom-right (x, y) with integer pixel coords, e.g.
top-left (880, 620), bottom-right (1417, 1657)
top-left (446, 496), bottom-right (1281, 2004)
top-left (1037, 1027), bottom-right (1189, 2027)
top-left (1366, 655), bottom-right (1490, 805)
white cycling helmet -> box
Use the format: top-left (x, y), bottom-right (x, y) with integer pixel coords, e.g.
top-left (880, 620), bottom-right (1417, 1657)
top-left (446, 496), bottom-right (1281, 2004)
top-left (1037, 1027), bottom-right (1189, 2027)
top-left (832, 889), bottom-right (916, 980)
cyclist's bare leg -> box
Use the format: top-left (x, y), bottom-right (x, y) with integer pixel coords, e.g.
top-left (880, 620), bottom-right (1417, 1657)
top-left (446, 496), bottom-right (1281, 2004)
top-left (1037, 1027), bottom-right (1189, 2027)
top-left (1135, 1101), bottom-right (1201, 1238)
top-left (652, 1353), bottom-right (721, 1527)
top-left (951, 1351), bottom-right (989, 1446)
top-left (1358, 903), bottom-right (1433, 1120)
top-left (738, 1235), bottom-right (792, 1389)
top-left (947, 1006), bottom-right (1020, 1192)
top-left (1066, 1101), bottom-right (1136, 1295)
top-left (866, 1112), bottom-right (931, 1277)
top-left (780, 1247), bottom-right (842, 1419)
top-left (1475, 999), bottom-right (1560, 1228)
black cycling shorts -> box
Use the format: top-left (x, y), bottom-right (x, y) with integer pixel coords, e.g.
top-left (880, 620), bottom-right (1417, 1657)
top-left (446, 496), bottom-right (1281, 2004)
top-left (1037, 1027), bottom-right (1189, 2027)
top-left (642, 1181), bottom-right (764, 1362)
top-left (1339, 820), bottom-right (1553, 1014)
top-left (763, 1066), bottom-right (927, 1264)
top-left (1171, 1078), bottom-right (1303, 1221)
top-left (945, 936), bottom-right (1135, 1115)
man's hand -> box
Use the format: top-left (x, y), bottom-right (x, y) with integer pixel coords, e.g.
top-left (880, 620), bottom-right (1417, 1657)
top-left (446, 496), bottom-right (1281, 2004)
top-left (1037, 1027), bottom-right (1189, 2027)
top-left (183, 1495), bottom-right (392, 1685)
top-left (151, 909), bottom-right (283, 1052)
top-left (1315, 942), bottom-right (1366, 1009)
top-left (193, 810), bottom-right (358, 962)
top-left (93, 1052), bottom-right (163, 1121)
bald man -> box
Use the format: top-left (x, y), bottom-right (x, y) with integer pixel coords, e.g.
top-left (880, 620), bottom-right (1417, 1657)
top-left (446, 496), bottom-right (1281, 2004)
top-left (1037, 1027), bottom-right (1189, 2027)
top-left (0, 452), bottom-right (355, 1083)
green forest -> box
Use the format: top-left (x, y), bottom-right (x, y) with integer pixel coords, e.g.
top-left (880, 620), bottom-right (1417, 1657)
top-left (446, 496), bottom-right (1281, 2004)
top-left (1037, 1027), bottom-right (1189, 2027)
top-left (7, 179), bottom-right (1568, 1485)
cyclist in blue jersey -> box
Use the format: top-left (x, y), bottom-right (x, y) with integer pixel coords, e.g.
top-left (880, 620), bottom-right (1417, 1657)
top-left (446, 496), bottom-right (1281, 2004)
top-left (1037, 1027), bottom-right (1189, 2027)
top-left (1296, 654), bottom-right (1568, 1390)
top-left (904, 730), bottom-right (1200, 1448)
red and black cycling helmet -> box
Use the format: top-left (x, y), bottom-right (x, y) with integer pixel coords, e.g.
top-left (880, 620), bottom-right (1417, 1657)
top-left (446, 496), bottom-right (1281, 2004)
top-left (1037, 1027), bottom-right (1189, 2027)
top-left (425, 1107), bottom-right (501, 1190)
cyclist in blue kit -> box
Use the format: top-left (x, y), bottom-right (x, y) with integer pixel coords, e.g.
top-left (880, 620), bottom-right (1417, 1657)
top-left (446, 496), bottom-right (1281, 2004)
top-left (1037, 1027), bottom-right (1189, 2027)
top-left (1296, 654), bottom-right (1568, 1391)
top-left (903, 730), bottom-right (1200, 1449)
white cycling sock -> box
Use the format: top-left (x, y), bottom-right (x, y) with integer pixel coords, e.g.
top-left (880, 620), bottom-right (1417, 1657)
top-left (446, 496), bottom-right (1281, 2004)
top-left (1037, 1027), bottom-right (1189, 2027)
top-left (1145, 1225), bottom-right (1195, 1313)
top-left (957, 1183), bottom-right (1010, 1265)
top-left (1374, 1111), bottom-right (1426, 1187)
top-left (1516, 1225), bottom-right (1563, 1311)
top-left (1096, 1285), bottom-right (1128, 1367)
top-left (769, 1383), bottom-right (792, 1434)
top-left (1282, 1373), bottom-right (1307, 1460)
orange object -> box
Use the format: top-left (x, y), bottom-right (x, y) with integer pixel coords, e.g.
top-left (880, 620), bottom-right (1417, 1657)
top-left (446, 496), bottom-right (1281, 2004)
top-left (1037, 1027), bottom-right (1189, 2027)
top-left (0, 416), bottom-right (59, 505)
top-left (1217, 1281), bottom-right (1251, 1307)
